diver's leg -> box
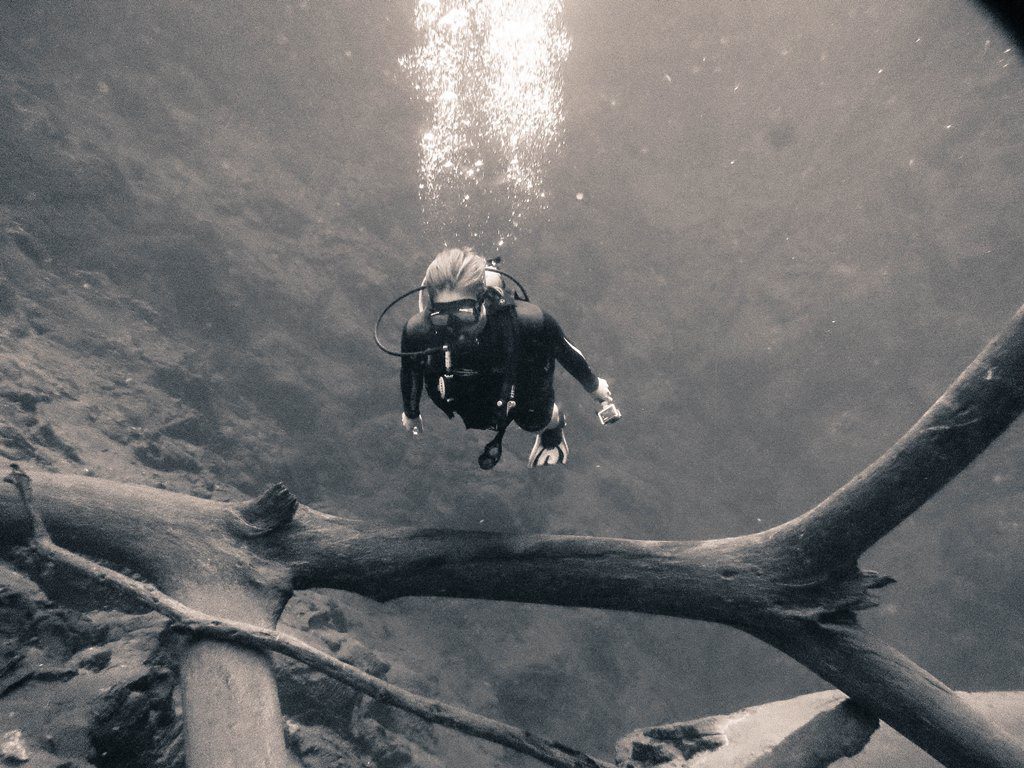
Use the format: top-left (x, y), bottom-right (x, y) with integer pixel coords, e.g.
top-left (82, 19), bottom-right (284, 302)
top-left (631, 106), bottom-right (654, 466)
top-left (514, 398), bottom-right (555, 432)
top-left (513, 360), bottom-right (555, 430)
top-left (525, 402), bottom-right (568, 467)
top-left (513, 362), bottom-right (568, 466)
top-left (538, 402), bottom-right (560, 430)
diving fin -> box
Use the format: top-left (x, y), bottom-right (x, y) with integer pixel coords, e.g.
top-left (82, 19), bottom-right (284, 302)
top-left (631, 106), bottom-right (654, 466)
top-left (528, 412), bottom-right (568, 467)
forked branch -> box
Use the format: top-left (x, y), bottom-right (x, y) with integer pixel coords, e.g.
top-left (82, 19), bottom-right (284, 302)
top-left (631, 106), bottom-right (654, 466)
top-left (2, 467), bottom-right (612, 768)
top-left (767, 304), bottom-right (1024, 571)
top-left (4, 305), bottom-right (1024, 768)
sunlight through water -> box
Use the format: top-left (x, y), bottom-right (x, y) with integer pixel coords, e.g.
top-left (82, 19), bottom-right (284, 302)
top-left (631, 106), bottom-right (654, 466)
top-left (403, 0), bottom-right (571, 257)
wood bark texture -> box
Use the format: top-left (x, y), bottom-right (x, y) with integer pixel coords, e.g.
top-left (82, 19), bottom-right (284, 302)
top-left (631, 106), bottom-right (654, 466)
top-left (3, 303), bottom-right (1024, 768)
top-left (2, 473), bottom-right (613, 768)
top-left (5, 290), bottom-right (1024, 768)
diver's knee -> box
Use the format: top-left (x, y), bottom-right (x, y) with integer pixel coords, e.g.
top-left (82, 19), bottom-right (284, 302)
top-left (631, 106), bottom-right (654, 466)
top-left (514, 402), bottom-right (559, 433)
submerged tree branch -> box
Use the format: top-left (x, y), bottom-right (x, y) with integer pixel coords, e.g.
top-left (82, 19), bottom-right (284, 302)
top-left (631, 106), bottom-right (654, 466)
top-left (183, 618), bottom-right (614, 768)
top-left (766, 304), bottom-right (1024, 571)
top-left (748, 699), bottom-right (878, 768)
top-left (1, 468), bottom-right (613, 768)
top-left (756, 623), bottom-right (1024, 768)
top-left (4, 304), bottom-right (1024, 767)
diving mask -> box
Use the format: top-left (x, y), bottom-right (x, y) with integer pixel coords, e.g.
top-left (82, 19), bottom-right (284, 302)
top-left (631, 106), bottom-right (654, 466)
top-left (428, 298), bottom-right (482, 329)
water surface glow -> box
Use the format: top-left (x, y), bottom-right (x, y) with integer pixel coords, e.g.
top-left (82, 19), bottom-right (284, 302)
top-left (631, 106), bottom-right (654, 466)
top-left (404, 0), bottom-right (571, 256)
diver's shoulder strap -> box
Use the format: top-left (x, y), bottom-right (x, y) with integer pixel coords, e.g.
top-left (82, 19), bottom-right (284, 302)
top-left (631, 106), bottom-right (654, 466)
top-left (494, 300), bottom-right (520, 419)
top-left (506, 300), bottom-right (548, 347)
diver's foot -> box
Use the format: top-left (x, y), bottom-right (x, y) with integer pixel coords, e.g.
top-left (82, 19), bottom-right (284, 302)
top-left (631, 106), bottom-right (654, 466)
top-left (528, 413), bottom-right (568, 467)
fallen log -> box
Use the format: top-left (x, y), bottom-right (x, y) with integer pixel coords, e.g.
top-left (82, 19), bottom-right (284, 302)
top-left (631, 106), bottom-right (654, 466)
top-left (2, 308), bottom-right (1024, 766)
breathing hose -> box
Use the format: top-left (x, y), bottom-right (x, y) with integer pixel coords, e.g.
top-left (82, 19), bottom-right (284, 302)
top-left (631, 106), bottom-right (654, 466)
top-left (373, 267), bottom-right (529, 358)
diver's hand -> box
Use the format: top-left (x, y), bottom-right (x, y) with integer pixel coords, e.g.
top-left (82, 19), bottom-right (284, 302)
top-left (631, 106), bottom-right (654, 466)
top-left (590, 377), bottom-right (614, 403)
top-left (590, 377), bottom-right (621, 424)
top-left (401, 413), bottom-right (424, 435)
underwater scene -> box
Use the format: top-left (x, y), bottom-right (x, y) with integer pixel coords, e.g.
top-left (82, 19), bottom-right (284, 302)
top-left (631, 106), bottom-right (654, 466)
top-left (1, 1), bottom-right (1022, 765)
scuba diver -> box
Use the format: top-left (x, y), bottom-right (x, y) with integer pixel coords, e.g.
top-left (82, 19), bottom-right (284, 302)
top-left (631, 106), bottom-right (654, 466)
top-left (393, 247), bottom-right (619, 469)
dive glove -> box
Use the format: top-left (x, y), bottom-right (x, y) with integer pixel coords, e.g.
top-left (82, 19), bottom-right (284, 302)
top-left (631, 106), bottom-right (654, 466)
top-left (590, 377), bottom-right (614, 403)
top-left (590, 377), bottom-right (621, 425)
top-left (401, 413), bottom-right (424, 435)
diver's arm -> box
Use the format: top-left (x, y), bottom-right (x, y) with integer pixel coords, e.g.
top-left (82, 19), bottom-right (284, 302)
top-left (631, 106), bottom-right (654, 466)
top-left (543, 312), bottom-right (600, 392)
top-left (400, 321), bottom-right (425, 420)
top-left (400, 362), bottom-right (423, 419)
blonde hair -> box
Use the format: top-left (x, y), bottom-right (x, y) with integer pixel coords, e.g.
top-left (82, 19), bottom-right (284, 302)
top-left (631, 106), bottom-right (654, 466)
top-left (421, 247), bottom-right (487, 308)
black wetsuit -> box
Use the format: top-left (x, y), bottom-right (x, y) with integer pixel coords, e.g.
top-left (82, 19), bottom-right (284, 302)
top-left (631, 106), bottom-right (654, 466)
top-left (401, 300), bottom-right (598, 432)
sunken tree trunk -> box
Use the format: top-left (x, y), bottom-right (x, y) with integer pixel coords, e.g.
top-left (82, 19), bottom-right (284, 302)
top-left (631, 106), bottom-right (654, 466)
top-left (4, 304), bottom-right (1024, 767)
top-left (1, 474), bottom-right (297, 768)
